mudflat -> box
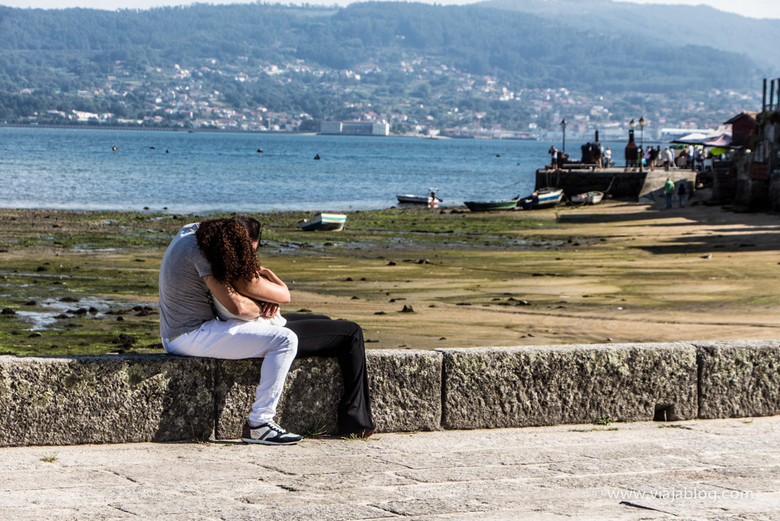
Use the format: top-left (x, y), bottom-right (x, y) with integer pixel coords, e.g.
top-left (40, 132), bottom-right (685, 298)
top-left (0, 198), bottom-right (778, 355)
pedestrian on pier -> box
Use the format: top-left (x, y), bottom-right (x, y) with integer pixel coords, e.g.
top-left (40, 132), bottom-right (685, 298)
top-left (664, 178), bottom-right (675, 209)
top-left (677, 180), bottom-right (688, 208)
top-left (662, 147), bottom-right (673, 171)
top-left (603, 146), bottom-right (612, 168)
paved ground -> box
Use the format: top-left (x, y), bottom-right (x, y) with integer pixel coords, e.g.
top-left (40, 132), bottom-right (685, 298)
top-left (1, 417), bottom-right (778, 521)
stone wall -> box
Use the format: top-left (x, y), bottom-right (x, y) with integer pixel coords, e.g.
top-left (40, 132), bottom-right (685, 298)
top-left (0, 340), bottom-right (778, 447)
top-left (534, 170), bottom-right (647, 199)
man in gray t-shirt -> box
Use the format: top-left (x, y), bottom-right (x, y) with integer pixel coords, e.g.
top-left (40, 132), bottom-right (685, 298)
top-left (159, 223), bottom-right (215, 341)
top-left (158, 221), bottom-right (301, 445)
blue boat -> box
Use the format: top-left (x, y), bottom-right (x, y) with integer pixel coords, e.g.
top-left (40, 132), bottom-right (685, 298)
top-left (518, 187), bottom-right (564, 210)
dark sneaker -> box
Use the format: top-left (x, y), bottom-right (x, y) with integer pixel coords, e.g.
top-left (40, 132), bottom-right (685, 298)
top-left (241, 420), bottom-right (302, 445)
top-left (340, 428), bottom-right (376, 439)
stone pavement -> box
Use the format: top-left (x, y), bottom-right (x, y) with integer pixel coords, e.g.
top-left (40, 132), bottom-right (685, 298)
top-left (1, 417), bottom-right (778, 521)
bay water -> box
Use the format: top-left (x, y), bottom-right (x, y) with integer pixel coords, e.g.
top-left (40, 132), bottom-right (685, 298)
top-left (0, 127), bottom-right (590, 214)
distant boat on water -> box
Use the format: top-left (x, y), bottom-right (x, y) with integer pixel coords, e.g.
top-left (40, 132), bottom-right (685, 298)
top-left (298, 213), bottom-right (347, 231)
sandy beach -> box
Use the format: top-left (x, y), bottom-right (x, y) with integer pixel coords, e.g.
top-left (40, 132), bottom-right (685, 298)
top-left (0, 197), bottom-right (778, 354)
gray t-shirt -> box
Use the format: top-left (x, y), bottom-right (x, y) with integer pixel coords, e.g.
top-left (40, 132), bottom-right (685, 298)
top-left (158, 223), bottom-right (215, 340)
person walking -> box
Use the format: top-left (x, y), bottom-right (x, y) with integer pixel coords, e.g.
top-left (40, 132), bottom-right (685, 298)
top-left (603, 146), bottom-right (612, 168)
top-left (662, 147), bottom-right (673, 171)
top-left (677, 180), bottom-right (687, 208)
top-left (664, 178), bottom-right (675, 209)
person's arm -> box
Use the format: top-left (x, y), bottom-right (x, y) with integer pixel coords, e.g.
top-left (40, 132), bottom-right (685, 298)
top-left (232, 266), bottom-right (291, 305)
top-left (203, 274), bottom-right (263, 320)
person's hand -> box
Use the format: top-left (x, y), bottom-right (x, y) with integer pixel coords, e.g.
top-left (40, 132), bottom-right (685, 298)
top-left (257, 300), bottom-right (279, 318)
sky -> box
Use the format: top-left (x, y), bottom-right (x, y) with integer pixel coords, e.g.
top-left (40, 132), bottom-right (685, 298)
top-left (1, 0), bottom-right (779, 20)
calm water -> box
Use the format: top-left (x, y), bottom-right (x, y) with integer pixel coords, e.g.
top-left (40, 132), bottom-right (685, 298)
top-left (1, 127), bottom-right (566, 213)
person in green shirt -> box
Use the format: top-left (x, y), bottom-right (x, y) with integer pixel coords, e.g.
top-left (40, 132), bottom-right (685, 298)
top-left (664, 178), bottom-right (675, 209)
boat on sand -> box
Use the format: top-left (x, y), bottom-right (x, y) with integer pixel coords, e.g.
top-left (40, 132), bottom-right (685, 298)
top-left (570, 191), bottom-right (604, 205)
top-left (464, 199), bottom-right (519, 212)
top-left (298, 213), bottom-right (347, 231)
top-left (397, 193), bottom-right (442, 207)
top-left (518, 187), bottom-right (564, 210)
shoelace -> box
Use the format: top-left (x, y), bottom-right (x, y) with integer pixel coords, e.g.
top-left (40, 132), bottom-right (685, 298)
top-left (264, 420), bottom-right (287, 434)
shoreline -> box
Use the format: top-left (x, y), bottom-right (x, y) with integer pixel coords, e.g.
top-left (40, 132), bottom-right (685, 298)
top-left (0, 201), bottom-right (778, 355)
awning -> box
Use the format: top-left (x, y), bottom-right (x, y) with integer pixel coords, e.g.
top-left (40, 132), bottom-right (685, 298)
top-left (703, 133), bottom-right (733, 147)
top-left (671, 132), bottom-right (711, 145)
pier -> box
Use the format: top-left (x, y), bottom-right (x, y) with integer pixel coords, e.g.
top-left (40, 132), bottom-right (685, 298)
top-left (535, 166), bottom-right (698, 201)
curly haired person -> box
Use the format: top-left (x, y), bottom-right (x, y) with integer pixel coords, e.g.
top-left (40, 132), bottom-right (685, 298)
top-left (159, 215), bottom-right (375, 445)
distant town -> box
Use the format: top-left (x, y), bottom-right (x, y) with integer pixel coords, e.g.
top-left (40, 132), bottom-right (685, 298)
top-left (7, 53), bottom-right (759, 142)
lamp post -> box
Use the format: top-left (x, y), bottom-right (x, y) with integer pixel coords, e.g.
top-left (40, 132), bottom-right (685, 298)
top-left (638, 116), bottom-right (645, 172)
top-left (629, 119), bottom-right (636, 170)
top-left (560, 118), bottom-right (567, 153)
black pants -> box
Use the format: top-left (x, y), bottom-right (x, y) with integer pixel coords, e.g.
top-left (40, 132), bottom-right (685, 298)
top-left (282, 313), bottom-right (375, 435)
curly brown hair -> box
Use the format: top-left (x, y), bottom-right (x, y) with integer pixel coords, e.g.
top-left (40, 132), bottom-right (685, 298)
top-left (195, 218), bottom-right (261, 285)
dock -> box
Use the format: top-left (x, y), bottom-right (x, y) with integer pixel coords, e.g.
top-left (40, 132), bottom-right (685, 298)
top-left (535, 166), bottom-right (698, 200)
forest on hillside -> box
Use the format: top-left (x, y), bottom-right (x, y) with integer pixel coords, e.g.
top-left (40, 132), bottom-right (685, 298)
top-left (0, 2), bottom-right (764, 130)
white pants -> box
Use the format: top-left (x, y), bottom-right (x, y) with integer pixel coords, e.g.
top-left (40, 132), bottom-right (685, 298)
top-left (164, 318), bottom-right (298, 425)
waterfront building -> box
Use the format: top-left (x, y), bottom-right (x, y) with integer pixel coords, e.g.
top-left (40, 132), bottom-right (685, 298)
top-left (320, 121), bottom-right (390, 136)
top-left (727, 80), bottom-right (780, 210)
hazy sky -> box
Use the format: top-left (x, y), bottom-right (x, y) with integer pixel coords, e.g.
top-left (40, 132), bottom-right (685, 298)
top-left (1, 0), bottom-right (779, 20)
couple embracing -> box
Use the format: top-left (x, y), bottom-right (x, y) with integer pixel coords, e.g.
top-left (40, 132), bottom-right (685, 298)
top-left (158, 215), bottom-right (375, 445)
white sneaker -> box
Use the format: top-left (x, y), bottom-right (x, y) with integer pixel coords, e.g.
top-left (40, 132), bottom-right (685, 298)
top-left (241, 420), bottom-right (301, 445)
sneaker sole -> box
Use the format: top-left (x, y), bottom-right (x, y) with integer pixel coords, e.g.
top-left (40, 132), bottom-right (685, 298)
top-left (241, 437), bottom-right (299, 445)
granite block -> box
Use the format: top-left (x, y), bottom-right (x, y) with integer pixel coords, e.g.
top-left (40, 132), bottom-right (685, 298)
top-left (213, 350), bottom-right (443, 439)
top-left (439, 343), bottom-right (698, 429)
top-left (696, 340), bottom-right (780, 418)
top-left (0, 354), bottom-right (214, 447)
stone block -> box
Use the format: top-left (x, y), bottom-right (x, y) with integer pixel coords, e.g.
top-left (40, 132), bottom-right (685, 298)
top-left (366, 349), bottom-right (442, 433)
top-left (440, 343), bottom-right (697, 429)
top-left (0, 354), bottom-right (214, 447)
top-left (213, 350), bottom-right (442, 439)
top-left (696, 340), bottom-right (780, 419)
top-left (213, 357), bottom-right (342, 439)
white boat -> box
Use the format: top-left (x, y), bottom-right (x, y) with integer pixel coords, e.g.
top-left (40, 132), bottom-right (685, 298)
top-left (396, 192), bottom-right (442, 207)
top-left (298, 213), bottom-right (347, 231)
top-left (518, 187), bottom-right (564, 210)
top-left (570, 191), bottom-right (604, 205)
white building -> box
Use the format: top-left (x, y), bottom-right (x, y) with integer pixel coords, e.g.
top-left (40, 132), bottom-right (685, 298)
top-left (320, 121), bottom-right (389, 136)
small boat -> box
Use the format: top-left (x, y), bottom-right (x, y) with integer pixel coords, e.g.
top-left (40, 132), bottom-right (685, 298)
top-left (518, 187), bottom-right (564, 210)
top-left (298, 213), bottom-right (347, 231)
top-left (570, 191), bottom-right (604, 205)
top-left (396, 193), bottom-right (442, 207)
top-left (464, 199), bottom-right (519, 212)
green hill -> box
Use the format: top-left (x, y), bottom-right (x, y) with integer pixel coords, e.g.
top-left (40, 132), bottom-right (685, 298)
top-left (0, 1), bottom-right (768, 131)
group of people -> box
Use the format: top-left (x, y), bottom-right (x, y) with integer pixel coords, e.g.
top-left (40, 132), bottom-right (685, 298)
top-left (664, 178), bottom-right (688, 209)
top-left (158, 215), bottom-right (375, 445)
top-left (625, 145), bottom-right (679, 172)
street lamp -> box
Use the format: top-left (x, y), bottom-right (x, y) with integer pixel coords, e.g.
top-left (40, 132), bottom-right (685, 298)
top-left (638, 116), bottom-right (645, 172)
top-left (629, 119), bottom-right (636, 170)
top-left (560, 118), bottom-right (567, 153)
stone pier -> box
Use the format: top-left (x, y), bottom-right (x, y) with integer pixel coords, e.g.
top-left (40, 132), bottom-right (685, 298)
top-left (1, 340), bottom-right (778, 446)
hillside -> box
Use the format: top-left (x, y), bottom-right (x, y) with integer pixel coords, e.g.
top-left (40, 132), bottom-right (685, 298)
top-left (486, 0), bottom-right (780, 71)
top-left (0, 1), bottom-right (767, 134)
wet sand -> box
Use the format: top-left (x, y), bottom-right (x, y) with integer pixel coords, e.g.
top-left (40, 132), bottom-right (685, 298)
top-left (0, 198), bottom-right (778, 353)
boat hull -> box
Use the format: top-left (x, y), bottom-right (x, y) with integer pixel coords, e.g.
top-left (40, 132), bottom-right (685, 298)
top-left (397, 194), bottom-right (441, 207)
top-left (570, 191), bottom-right (604, 205)
top-left (464, 200), bottom-right (518, 212)
top-left (518, 187), bottom-right (564, 210)
top-left (298, 213), bottom-right (347, 231)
